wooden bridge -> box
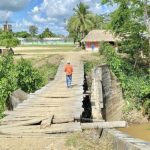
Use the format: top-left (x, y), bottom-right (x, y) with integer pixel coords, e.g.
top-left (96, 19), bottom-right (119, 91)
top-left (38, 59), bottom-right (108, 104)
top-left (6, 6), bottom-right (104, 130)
top-left (0, 55), bottom-right (84, 135)
top-left (0, 54), bottom-right (126, 149)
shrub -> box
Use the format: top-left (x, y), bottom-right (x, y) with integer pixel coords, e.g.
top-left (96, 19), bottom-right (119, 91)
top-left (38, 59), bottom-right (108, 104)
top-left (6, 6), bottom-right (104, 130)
top-left (143, 99), bottom-right (150, 119)
top-left (0, 53), bottom-right (18, 116)
top-left (100, 42), bottom-right (150, 111)
top-left (16, 58), bottom-right (44, 93)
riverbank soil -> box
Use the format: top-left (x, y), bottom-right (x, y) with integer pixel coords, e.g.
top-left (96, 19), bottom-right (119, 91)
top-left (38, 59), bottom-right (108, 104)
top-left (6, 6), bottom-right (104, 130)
top-left (123, 109), bottom-right (149, 124)
top-left (65, 130), bottom-right (113, 150)
top-left (0, 131), bottom-right (113, 150)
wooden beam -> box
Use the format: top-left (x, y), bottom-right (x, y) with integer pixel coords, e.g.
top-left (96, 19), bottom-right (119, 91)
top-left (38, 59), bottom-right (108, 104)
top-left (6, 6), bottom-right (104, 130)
top-left (81, 121), bottom-right (127, 129)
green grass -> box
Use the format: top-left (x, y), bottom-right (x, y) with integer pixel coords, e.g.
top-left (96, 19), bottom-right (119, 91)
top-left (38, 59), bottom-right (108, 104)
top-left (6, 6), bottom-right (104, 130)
top-left (15, 49), bottom-right (80, 53)
top-left (83, 54), bottom-right (106, 89)
top-left (30, 55), bottom-right (62, 84)
top-left (15, 45), bottom-right (81, 53)
top-left (39, 64), bottom-right (58, 84)
top-left (18, 44), bottom-right (74, 47)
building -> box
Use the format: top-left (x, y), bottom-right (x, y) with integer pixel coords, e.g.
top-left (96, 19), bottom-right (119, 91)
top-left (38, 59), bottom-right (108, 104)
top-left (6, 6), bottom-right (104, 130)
top-left (18, 37), bottom-right (74, 45)
top-left (81, 30), bottom-right (119, 52)
top-left (3, 21), bottom-right (12, 32)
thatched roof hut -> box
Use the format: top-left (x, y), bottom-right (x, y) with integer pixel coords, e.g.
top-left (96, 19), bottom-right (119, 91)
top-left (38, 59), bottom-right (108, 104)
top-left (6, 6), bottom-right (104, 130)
top-left (82, 29), bottom-right (119, 42)
top-left (81, 30), bottom-right (119, 52)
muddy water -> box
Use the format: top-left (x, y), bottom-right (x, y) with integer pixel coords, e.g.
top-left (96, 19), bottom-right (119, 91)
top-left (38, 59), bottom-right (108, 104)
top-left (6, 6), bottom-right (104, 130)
top-left (118, 123), bottom-right (150, 142)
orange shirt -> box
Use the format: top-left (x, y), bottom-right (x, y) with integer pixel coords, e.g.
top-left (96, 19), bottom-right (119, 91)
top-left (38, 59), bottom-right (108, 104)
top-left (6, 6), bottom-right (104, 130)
top-left (64, 64), bottom-right (73, 75)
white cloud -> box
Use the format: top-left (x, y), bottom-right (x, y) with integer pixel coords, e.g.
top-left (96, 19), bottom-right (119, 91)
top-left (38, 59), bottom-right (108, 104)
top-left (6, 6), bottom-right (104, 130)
top-left (29, 0), bottom-right (115, 35)
top-left (0, 0), bottom-right (31, 11)
top-left (10, 19), bottom-right (33, 32)
top-left (32, 15), bottom-right (47, 23)
top-left (0, 0), bottom-right (31, 30)
top-left (0, 11), bottom-right (12, 21)
top-left (43, 0), bottom-right (76, 17)
top-left (32, 6), bottom-right (40, 14)
top-left (22, 19), bottom-right (33, 27)
top-left (31, 0), bottom-right (116, 21)
top-left (32, 14), bottom-right (58, 23)
top-left (0, 0), bottom-right (117, 35)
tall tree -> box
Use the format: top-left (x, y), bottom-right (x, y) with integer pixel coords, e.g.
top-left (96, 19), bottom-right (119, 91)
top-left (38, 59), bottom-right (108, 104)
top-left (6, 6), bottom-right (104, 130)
top-left (91, 15), bottom-right (105, 29)
top-left (39, 28), bottom-right (54, 38)
top-left (143, 0), bottom-right (150, 51)
top-left (67, 2), bottom-right (94, 45)
top-left (29, 25), bottom-right (38, 37)
top-left (102, 0), bottom-right (149, 61)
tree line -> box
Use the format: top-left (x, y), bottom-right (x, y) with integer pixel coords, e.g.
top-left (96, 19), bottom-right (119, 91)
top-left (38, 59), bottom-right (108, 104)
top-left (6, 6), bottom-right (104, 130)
top-left (17, 26), bottom-right (57, 38)
top-left (67, 1), bottom-right (150, 60)
top-left (0, 26), bottom-right (58, 48)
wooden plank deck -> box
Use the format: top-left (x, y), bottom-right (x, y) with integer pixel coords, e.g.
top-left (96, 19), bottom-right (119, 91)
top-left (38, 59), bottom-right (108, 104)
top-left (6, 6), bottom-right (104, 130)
top-left (0, 55), bottom-right (84, 139)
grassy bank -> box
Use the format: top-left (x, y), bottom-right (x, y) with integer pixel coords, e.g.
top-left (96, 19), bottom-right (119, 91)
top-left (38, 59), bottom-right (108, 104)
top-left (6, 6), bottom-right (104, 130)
top-left (82, 54), bottom-right (106, 89)
top-left (65, 130), bottom-right (113, 150)
top-left (82, 47), bottom-right (150, 121)
top-left (32, 55), bottom-right (62, 84)
top-left (100, 43), bottom-right (150, 120)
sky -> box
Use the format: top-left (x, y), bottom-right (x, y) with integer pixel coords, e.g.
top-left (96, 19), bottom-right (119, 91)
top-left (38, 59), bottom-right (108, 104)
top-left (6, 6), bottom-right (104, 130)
top-left (0, 0), bottom-right (116, 35)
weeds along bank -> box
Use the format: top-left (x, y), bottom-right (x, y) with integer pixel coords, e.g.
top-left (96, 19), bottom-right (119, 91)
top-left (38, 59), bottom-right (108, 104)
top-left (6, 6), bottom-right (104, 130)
top-left (84, 43), bottom-right (150, 122)
top-left (0, 53), bottom-right (59, 118)
top-left (100, 43), bottom-right (150, 121)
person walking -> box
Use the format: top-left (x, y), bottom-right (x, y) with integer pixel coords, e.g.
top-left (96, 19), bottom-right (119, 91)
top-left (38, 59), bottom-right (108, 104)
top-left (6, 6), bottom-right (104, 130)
top-left (64, 61), bottom-right (73, 88)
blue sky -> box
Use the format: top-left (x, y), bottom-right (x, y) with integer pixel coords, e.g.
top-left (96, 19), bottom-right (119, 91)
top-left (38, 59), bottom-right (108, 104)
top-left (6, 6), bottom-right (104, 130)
top-left (0, 0), bottom-right (116, 35)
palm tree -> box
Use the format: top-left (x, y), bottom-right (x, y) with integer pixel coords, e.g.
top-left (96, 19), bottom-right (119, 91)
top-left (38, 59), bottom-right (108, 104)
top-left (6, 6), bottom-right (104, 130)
top-left (68, 2), bottom-right (94, 45)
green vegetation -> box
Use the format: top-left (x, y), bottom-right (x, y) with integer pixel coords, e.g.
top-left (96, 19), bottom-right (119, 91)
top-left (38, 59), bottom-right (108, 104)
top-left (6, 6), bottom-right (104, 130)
top-left (99, 0), bottom-right (150, 118)
top-left (101, 0), bottom-right (150, 62)
top-left (100, 43), bottom-right (150, 118)
top-left (0, 53), bottom-right (18, 117)
top-left (0, 31), bottom-right (20, 47)
top-left (0, 54), bottom-right (59, 118)
top-left (16, 58), bottom-right (44, 93)
top-left (83, 54), bottom-right (106, 89)
top-left (84, 61), bottom-right (99, 89)
top-left (14, 31), bottom-right (31, 38)
top-left (39, 28), bottom-right (56, 38)
top-left (14, 28), bottom-right (57, 39)
top-left (38, 63), bottom-right (58, 84)
top-left (29, 25), bottom-right (38, 37)
top-left (67, 2), bottom-right (94, 44)
top-left (67, 2), bottom-right (105, 45)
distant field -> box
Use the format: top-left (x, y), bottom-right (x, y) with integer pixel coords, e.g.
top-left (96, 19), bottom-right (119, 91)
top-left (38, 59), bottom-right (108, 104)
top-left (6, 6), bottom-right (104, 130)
top-left (14, 45), bottom-right (81, 54)
top-left (18, 44), bottom-right (75, 47)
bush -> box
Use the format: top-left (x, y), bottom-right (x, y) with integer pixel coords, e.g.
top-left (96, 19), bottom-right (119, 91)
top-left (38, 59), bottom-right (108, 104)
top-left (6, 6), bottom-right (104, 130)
top-left (143, 99), bottom-right (150, 119)
top-left (38, 63), bottom-right (58, 84)
top-left (0, 54), bottom-right (45, 117)
top-left (0, 53), bottom-right (18, 116)
top-left (16, 58), bottom-right (44, 93)
top-left (100, 42), bottom-right (150, 111)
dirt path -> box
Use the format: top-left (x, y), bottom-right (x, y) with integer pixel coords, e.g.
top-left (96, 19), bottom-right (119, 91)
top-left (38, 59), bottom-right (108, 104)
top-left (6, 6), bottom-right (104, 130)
top-left (0, 53), bottom-right (84, 150)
